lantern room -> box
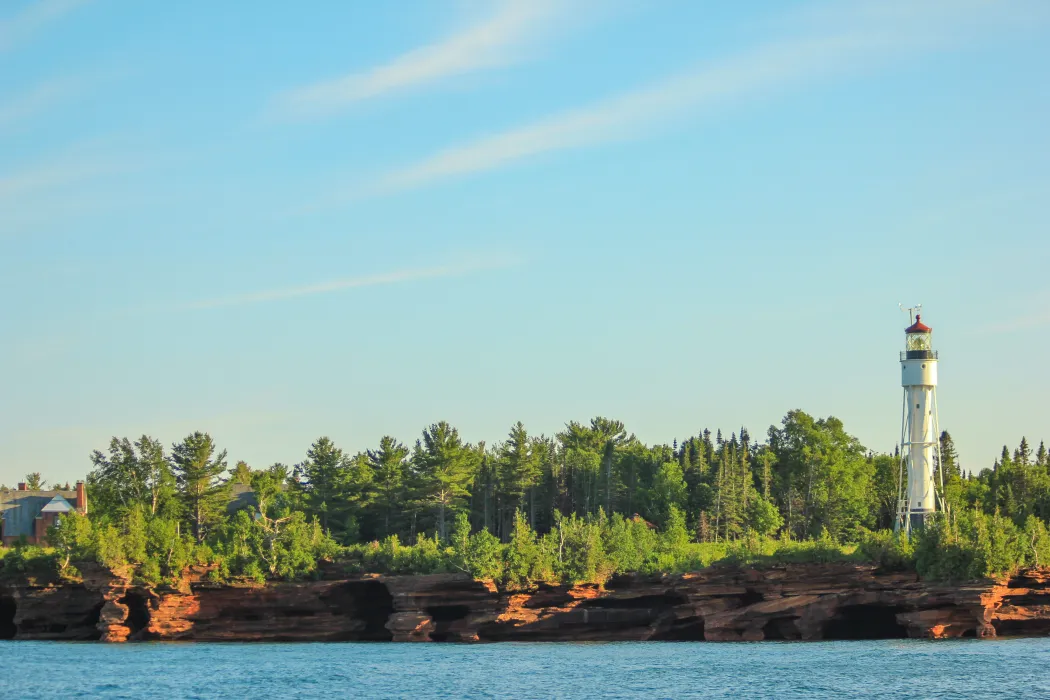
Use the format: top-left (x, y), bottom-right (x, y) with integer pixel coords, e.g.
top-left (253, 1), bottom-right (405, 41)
top-left (904, 315), bottom-right (933, 359)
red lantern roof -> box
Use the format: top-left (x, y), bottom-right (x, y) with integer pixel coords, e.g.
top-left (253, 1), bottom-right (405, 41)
top-left (905, 315), bottom-right (932, 333)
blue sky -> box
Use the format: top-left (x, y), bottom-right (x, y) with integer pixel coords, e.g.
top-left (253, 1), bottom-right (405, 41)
top-left (2, 0), bottom-right (1049, 485)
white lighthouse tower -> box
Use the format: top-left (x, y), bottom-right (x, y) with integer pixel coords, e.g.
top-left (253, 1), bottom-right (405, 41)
top-left (895, 306), bottom-right (946, 534)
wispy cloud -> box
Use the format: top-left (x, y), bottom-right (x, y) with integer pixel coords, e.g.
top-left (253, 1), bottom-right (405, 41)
top-left (0, 144), bottom-right (148, 238)
top-left (181, 255), bottom-right (519, 310)
top-left (0, 77), bottom-right (86, 129)
top-left (0, 0), bottom-right (89, 52)
top-left (979, 306), bottom-right (1050, 334)
top-left (0, 158), bottom-right (120, 203)
top-left (272, 0), bottom-right (562, 119)
top-left (368, 0), bottom-right (1036, 195)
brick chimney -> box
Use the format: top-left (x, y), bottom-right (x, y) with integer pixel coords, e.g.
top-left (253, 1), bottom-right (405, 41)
top-left (17, 482), bottom-right (27, 491)
top-left (34, 515), bottom-right (47, 544)
top-left (75, 480), bottom-right (88, 514)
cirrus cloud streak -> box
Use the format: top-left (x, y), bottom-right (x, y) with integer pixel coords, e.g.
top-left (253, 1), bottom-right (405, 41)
top-left (273, 0), bottom-right (562, 119)
top-left (181, 255), bottom-right (520, 310)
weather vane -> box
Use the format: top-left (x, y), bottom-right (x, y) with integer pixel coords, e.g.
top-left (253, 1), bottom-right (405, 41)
top-left (898, 302), bottom-right (922, 325)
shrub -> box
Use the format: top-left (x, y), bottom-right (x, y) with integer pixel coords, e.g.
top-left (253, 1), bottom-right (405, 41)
top-left (504, 511), bottom-right (543, 588)
top-left (552, 513), bottom-right (606, 584)
top-left (746, 499), bottom-right (784, 538)
top-left (857, 529), bottom-right (914, 571)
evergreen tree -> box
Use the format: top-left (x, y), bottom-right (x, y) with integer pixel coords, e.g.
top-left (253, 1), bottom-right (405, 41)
top-left (497, 422), bottom-right (542, 538)
top-left (939, 431), bottom-right (961, 479)
top-left (367, 436), bottom-right (409, 539)
top-left (413, 422), bottom-right (480, 541)
top-left (170, 431), bottom-right (229, 543)
top-left (88, 435), bottom-right (176, 519)
top-left (230, 461), bottom-right (253, 485)
top-left (294, 437), bottom-right (351, 534)
top-left (649, 460), bottom-right (687, 527)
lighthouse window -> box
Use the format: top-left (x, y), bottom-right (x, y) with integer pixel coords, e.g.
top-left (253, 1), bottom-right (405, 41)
top-left (907, 332), bottom-right (932, 351)
top-left (921, 364), bottom-right (926, 368)
top-left (916, 403), bottom-right (920, 408)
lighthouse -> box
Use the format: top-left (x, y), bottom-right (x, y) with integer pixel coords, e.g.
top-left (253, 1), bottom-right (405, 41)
top-left (896, 307), bottom-right (946, 534)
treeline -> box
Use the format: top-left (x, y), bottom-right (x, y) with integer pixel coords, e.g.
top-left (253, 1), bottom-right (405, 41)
top-left (4, 410), bottom-right (1050, 585)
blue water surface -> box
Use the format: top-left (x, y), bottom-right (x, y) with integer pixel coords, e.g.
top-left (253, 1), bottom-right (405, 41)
top-left (2, 639), bottom-right (1048, 699)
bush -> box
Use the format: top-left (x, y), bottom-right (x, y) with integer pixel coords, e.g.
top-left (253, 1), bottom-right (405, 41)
top-left (857, 529), bottom-right (914, 571)
top-left (551, 513), bottom-right (606, 584)
top-left (746, 499), bottom-right (784, 538)
top-left (0, 544), bottom-right (60, 582)
top-left (1023, 516), bottom-right (1050, 568)
top-left (409, 533), bottom-right (451, 575)
top-left (603, 513), bottom-right (658, 575)
top-left (504, 511), bottom-right (545, 588)
top-left (95, 523), bottom-right (127, 570)
top-left (913, 510), bottom-right (1030, 582)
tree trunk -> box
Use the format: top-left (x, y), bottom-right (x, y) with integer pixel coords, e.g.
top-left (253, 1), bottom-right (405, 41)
top-left (605, 457), bottom-right (612, 514)
top-left (438, 501), bottom-right (446, 541)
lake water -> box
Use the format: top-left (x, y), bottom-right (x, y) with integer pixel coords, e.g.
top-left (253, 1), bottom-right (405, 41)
top-left (2, 639), bottom-right (1048, 699)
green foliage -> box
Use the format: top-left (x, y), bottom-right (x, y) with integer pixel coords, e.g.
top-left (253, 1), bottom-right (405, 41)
top-left (464, 529), bottom-right (504, 581)
top-left (213, 506), bottom-right (340, 581)
top-left (0, 544), bottom-right (59, 583)
top-left (367, 436), bottom-right (409, 539)
top-left (504, 510), bottom-right (545, 588)
top-left (551, 512), bottom-right (606, 584)
top-left (123, 505), bottom-right (149, 564)
top-left (1023, 515), bottom-right (1050, 568)
top-left (88, 436), bottom-right (177, 520)
top-left (772, 411), bottom-right (873, 540)
top-left (650, 462), bottom-right (687, 525)
top-left (48, 512), bottom-right (94, 572)
top-left (603, 513), bottom-right (658, 574)
top-left (341, 534), bottom-right (450, 576)
top-left (912, 510), bottom-right (1033, 582)
top-left (447, 512), bottom-right (501, 579)
top-left (170, 432), bottom-right (229, 543)
top-left (857, 529), bottom-right (914, 571)
top-left (746, 498), bottom-right (783, 537)
top-left (94, 523), bottom-right (127, 570)
top-left (293, 437), bottom-right (350, 534)
top-left (413, 422), bottom-right (480, 541)
top-left (230, 461), bottom-right (253, 485)
top-left (49, 417), bottom-right (1050, 588)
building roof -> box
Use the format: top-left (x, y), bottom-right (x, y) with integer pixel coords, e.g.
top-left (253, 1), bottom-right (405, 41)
top-left (227, 483), bottom-right (258, 514)
top-left (40, 494), bottom-right (74, 514)
top-left (905, 315), bottom-right (932, 333)
top-left (0, 490), bottom-right (77, 538)
top-left (1, 485), bottom-right (255, 538)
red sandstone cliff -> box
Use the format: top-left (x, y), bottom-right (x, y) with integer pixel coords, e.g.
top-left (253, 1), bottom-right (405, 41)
top-left (3, 564), bottom-right (1050, 642)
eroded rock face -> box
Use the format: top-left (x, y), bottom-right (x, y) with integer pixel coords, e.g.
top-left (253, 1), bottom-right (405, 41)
top-left (0, 563), bottom-right (127, 641)
top-left (145, 577), bottom-right (397, 641)
top-left (4, 564), bottom-right (1050, 642)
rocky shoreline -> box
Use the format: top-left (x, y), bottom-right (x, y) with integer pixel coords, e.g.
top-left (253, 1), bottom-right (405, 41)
top-left (3, 563), bottom-right (1050, 642)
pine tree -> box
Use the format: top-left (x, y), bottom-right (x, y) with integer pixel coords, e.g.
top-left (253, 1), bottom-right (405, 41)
top-left (413, 422), bottom-right (480, 541)
top-left (170, 432), bottom-right (229, 543)
top-left (137, 435), bottom-right (177, 517)
top-left (367, 436), bottom-right (408, 539)
top-left (939, 431), bottom-right (961, 479)
top-left (295, 437), bottom-right (350, 533)
top-left (697, 510), bottom-right (711, 543)
top-left (230, 461), bottom-right (252, 485)
top-left (88, 435), bottom-right (176, 518)
top-left (498, 422), bottom-right (542, 538)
